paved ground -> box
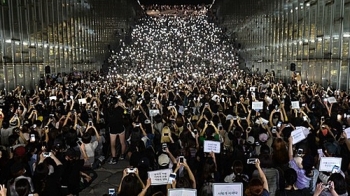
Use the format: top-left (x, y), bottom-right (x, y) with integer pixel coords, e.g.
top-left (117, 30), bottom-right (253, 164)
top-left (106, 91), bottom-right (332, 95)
top-left (80, 159), bottom-right (129, 196)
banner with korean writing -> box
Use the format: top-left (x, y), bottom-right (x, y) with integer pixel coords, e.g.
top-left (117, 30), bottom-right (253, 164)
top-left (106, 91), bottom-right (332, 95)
top-left (148, 169), bottom-right (172, 185)
top-left (168, 188), bottom-right (196, 196)
top-left (212, 183), bottom-right (243, 196)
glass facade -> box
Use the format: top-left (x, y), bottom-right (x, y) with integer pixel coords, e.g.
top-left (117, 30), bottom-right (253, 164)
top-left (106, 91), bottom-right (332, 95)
top-left (0, 0), bottom-right (138, 90)
top-left (216, 0), bottom-right (350, 90)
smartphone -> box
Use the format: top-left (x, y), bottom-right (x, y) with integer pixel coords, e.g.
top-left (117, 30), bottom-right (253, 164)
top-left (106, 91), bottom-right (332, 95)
top-left (108, 188), bottom-right (116, 196)
top-left (316, 149), bottom-right (323, 157)
top-left (272, 126), bottom-right (277, 133)
top-left (88, 121), bottom-right (93, 126)
top-left (162, 143), bottom-right (167, 151)
top-left (277, 121), bottom-right (282, 128)
top-left (297, 148), bottom-right (304, 156)
top-left (43, 152), bottom-right (51, 157)
top-left (168, 173), bottom-right (177, 184)
top-left (247, 158), bottom-right (257, 164)
top-left (30, 134), bottom-right (35, 142)
top-left (77, 140), bottom-right (82, 146)
top-left (127, 167), bottom-right (136, 174)
top-left (164, 133), bottom-right (169, 136)
top-left (179, 156), bottom-right (184, 163)
top-left (331, 165), bottom-right (340, 173)
top-left (303, 116), bottom-right (308, 121)
top-left (321, 116), bottom-right (325, 121)
top-left (193, 129), bottom-right (198, 135)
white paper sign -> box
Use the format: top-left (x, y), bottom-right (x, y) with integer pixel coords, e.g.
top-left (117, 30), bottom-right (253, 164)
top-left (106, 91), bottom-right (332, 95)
top-left (148, 169), bottom-right (172, 185)
top-left (149, 109), bottom-right (160, 117)
top-left (204, 140), bottom-right (221, 153)
top-left (319, 157), bottom-right (342, 172)
top-left (212, 183), bottom-right (243, 196)
top-left (291, 101), bottom-right (300, 109)
top-left (255, 117), bottom-right (269, 125)
top-left (252, 101), bottom-right (263, 110)
top-left (291, 128), bottom-right (306, 144)
top-left (78, 98), bottom-right (87, 105)
top-left (49, 96), bottom-right (57, 100)
top-left (168, 189), bottom-right (197, 196)
top-left (344, 127), bottom-right (350, 139)
top-left (327, 97), bottom-right (337, 104)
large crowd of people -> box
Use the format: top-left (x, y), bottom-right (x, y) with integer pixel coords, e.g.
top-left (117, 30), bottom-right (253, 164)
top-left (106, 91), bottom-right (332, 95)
top-left (0, 4), bottom-right (349, 196)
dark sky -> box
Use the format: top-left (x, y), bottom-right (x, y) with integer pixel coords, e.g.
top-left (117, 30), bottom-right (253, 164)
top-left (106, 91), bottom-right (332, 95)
top-left (139, 0), bottom-right (213, 5)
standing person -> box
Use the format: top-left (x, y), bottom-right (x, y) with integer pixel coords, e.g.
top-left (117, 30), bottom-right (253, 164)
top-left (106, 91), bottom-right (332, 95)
top-left (108, 99), bottom-right (127, 164)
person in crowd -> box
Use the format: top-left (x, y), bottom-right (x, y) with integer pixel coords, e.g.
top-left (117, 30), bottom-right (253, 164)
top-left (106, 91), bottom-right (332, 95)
top-left (245, 159), bottom-right (269, 196)
top-left (0, 3), bottom-right (350, 196)
top-left (276, 168), bottom-right (310, 196)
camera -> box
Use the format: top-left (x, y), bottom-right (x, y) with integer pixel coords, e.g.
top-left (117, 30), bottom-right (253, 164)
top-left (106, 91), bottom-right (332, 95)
top-left (108, 188), bottom-right (116, 196)
top-left (127, 167), bottom-right (136, 174)
top-left (43, 152), bottom-right (51, 157)
top-left (168, 173), bottom-right (176, 184)
top-left (179, 156), bottom-right (184, 163)
top-left (247, 158), bottom-right (257, 164)
top-left (30, 134), bottom-right (35, 142)
top-left (297, 149), bottom-right (304, 156)
top-left (276, 121), bottom-right (282, 128)
top-left (162, 143), bottom-right (167, 151)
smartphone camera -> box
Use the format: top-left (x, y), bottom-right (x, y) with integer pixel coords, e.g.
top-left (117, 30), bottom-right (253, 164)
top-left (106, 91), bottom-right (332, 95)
top-left (271, 126), bottom-right (277, 133)
top-left (108, 188), bottom-right (116, 196)
top-left (247, 158), bottom-right (257, 164)
top-left (43, 152), bottom-right (51, 157)
top-left (127, 167), bottom-right (136, 174)
top-left (168, 173), bottom-right (177, 184)
top-left (30, 134), bottom-right (35, 142)
top-left (303, 116), bottom-right (308, 121)
top-left (162, 143), bottom-right (167, 151)
top-left (297, 148), bottom-right (304, 156)
top-left (179, 156), bottom-right (184, 163)
top-left (277, 121), bottom-right (282, 128)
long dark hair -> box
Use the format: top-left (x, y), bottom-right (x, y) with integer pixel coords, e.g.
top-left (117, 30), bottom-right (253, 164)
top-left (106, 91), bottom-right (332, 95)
top-left (118, 174), bottom-right (143, 196)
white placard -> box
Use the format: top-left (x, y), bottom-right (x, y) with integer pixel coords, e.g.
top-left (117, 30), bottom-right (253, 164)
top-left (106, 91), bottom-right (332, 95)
top-left (149, 109), bottom-right (160, 117)
top-left (213, 183), bottom-right (243, 196)
top-left (327, 97), bottom-right (337, 104)
top-left (250, 87), bottom-right (256, 92)
top-left (319, 157), bottom-right (342, 172)
top-left (344, 127), bottom-right (350, 139)
top-left (291, 128), bottom-right (306, 144)
top-left (148, 169), bottom-right (172, 185)
top-left (255, 117), bottom-right (269, 125)
top-left (49, 96), bottom-right (57, 100)
top-left (203, 140), bottom-right (221, 153)
top-left (168, 189), bottom-right (197, 196)
top-left (291, 101), bottom-right (300, 109)
top-left (78, 98), bottom-right (87, 105)
top-left (252, 101), bottom-right (263, 110)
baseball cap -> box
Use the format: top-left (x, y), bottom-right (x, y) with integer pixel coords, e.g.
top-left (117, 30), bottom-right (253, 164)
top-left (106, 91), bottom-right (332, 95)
top-left (158, 153), bottom-right (170, 166)
top-left (247, 136), bottom-right (255, 144)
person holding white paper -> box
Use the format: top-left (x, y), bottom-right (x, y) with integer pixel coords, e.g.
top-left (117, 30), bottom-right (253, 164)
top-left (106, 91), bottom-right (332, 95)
top-left (288, 137), bottom-right (318, 192)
